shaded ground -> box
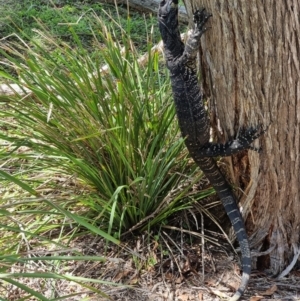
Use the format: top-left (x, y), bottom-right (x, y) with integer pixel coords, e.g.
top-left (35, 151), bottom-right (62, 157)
top-left (72, 235), bottom-right (300, 301)
top-left (2, 234), bottom-right (299, 301)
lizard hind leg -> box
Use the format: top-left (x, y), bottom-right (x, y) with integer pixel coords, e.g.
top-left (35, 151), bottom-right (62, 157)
top-left (195, 124), bottom-right (267, 158)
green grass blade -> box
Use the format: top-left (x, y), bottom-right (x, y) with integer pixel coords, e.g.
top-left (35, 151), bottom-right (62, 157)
top-left (0, 169), bottom-right (37, 195)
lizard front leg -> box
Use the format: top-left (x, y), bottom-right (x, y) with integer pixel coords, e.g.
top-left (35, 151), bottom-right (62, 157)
top-left (179, 8), bottom-right (212, 67)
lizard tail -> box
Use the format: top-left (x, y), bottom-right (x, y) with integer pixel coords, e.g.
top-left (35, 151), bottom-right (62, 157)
top-left (196, 157), bottom-right (251, 301)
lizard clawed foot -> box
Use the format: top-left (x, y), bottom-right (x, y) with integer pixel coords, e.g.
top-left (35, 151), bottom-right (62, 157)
top-left (193, 8), bottom-right (212, 32)
top-left (195, 124), bottom-right (268, 158)
top-left (237, 124), bottom-right (268, 150)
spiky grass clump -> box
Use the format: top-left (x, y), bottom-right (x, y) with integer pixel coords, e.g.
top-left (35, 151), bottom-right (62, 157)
top-left (0, 14), bottom-right (213, 238)
top-left (0, 10), bottom-right (217, 301)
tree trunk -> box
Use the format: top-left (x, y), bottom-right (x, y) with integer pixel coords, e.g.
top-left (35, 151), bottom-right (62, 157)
top-left (184, 0), bottom-right (300, 275)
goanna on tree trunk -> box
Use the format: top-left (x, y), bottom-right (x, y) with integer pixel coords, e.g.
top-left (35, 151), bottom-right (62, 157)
top-left (184, 0), bottom-right (300, 276)
top-left (158, 1), bottom-right (268, 299)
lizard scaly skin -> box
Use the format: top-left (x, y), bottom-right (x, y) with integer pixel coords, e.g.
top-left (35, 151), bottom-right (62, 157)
top-left (158, 1), bottom-right (264, 300)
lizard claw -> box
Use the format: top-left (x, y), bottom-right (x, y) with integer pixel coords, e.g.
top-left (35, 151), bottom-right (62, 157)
top-left (193, 8), bottom-right (212, 32)
top-left (238, 124), bottom-right (268, 149)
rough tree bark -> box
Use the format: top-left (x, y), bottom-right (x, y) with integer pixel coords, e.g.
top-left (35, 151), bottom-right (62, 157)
top-left (184, 0), bottom-right (300, 275)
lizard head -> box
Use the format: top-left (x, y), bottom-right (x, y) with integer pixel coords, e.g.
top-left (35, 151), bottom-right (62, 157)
top-left (158, 0), bottom-right (179, 25)
top-left (158, 0), bottom-right (179, 43)
top-left (158, 0), bottom-right (184, 62)
top-left (158, 0), bottom-right (178, 14)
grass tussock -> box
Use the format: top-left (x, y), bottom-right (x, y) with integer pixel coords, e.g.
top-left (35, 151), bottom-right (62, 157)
top-left (0, 13), bottom-right (213, 238)
top-left (0, 8), bottom-right (215, 301)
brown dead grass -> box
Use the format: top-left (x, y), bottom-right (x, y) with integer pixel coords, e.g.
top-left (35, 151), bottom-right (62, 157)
top-left (1, 232), bottom-right (299, 301)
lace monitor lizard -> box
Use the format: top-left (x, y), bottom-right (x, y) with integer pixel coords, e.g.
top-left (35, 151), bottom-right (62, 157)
top-left (158, 1), bottom-right (265, 300)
